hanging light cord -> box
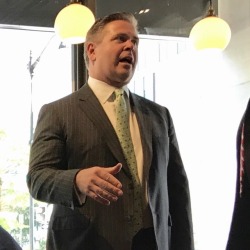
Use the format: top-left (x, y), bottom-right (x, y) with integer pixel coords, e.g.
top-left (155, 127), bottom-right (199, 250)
top-left (67, 0), bottom-right (81, 6)
top-left (207, 0), bottom-right (215, 17)
top-left (70, 0), bottom-right (84, 3)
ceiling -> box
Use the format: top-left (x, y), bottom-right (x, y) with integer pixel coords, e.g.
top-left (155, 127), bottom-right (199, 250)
top-left (0, 0), bottom-right (217, 37)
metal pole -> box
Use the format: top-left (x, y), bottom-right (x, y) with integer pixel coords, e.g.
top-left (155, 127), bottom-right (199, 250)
top-left (71, 44), bottom-right (87, 92)
top-left (27, 50), bottom-right (34, 250)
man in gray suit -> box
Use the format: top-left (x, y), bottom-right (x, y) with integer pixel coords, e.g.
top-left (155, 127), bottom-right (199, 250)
top-left (27, 12), bottom-right (194, 250)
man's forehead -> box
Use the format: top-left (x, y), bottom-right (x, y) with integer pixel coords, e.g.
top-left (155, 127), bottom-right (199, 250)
top-left (105, 20), bottom-right (136, 30)
top-left (104, 20), bottom-right (138, 36)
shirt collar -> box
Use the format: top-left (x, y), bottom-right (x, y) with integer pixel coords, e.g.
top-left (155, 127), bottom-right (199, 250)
top-left (88, 76), bottom-right (130, 104)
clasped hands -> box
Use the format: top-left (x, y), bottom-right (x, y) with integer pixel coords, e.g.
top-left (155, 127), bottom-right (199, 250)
top-left (75, 163), bottom-right (123, 205)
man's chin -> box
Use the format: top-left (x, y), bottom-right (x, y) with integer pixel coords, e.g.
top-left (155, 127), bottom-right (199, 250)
top-left (119, 74), bottom-right (133, 84)
top-left (119, 68), bottom-right (134, 80)
top-left (110, 76), bottom-right (132, 88)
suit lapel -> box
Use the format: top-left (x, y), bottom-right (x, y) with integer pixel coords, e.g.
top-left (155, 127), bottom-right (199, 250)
top-left (77, 84), bottom-right (131, 176)
top-left (130, 93), bottom-right (153, 178)
top-left (76, 85), bottom-right (153, 178)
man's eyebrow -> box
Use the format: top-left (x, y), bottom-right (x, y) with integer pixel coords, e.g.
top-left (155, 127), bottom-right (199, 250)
top-left (118, 33), bottom-right (139, 41)
top-left (133, 35), bottom-right (139, 40)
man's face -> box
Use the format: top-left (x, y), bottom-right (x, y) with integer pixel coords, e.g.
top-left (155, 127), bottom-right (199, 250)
top-left (87, 20), bottom-right (139, 87)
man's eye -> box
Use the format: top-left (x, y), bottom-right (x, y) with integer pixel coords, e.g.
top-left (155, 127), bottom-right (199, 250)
top-left (117, 35), bottom-right (127, 42)
top-left (132, 39), bottom-right (139, 46)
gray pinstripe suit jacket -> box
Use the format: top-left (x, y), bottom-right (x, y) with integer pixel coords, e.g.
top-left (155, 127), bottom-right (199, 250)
top-left (27, 83), bottom-right (194, 250)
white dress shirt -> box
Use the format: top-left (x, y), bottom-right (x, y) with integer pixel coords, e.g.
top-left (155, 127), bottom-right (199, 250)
top-left (88, 77), bottom-right (144, 184)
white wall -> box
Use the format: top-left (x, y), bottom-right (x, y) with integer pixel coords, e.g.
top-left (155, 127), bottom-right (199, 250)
top-left (220, 0), bottom-right (250, 87)
top-left (130, 5), bottom-right (250, 245)
top-left (154, 50), bottom-right (250, 250)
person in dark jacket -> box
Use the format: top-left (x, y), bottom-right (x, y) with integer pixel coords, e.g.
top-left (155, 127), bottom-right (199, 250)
top-left (0, 226), bottom-right (22, 250)
top-left (227, 99), bottom-right (250, 250)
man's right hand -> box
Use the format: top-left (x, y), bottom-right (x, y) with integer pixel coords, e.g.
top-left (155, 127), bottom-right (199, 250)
top-left (75, 163), bottom-right (123, 205)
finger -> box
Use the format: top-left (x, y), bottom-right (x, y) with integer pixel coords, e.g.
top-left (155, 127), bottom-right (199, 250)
top-left (87, 190), bottom-right (111, 206)
top-left (87, 178), bottom-right (121, 203)
top-left (110, 163), bottom-right (122, 174)
top-left (103, 164), bottom-right (123, 189)
top-left (89, 183), bottom-right (119, 204)
top-left (92, 176), bottom-right (123, 198)
top-left (100, 173), bottom-right (122, 195)
top-left (106, 163), bottom-right (122, 176)
top-left (95, 186), bottom-right (119, 202)
top-left (99, 179), bottom-right (123, 197)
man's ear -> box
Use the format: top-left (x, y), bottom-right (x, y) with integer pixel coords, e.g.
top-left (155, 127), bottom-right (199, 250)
top-left (87, 42), bottom-right (96, 62)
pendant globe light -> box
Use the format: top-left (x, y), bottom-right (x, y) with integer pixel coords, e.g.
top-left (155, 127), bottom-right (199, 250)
top-left (189, 0), bottom-right (231, 51)
top-left (54, 0), bottom-right (95, 45)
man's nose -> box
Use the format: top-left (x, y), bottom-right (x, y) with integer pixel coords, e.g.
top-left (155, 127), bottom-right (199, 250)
top-left (124, 39), bottom-right (136, 51)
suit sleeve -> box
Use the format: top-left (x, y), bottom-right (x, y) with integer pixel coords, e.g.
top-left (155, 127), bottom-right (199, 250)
top-left (26, 104), bottom-right (82, 208)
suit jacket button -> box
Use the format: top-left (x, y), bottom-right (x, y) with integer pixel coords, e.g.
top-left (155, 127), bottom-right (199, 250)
top-left (126, 215), bottom-right (133, 223)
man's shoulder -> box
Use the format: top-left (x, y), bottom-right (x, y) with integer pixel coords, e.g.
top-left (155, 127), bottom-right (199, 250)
top-left (46, 84), bottom-right (91, 106)
top-left (131, 92), bottom-right (168, 111)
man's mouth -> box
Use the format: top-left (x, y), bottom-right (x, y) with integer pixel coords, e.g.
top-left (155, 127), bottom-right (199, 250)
top-left (119, 56), bottom-right (133, 65)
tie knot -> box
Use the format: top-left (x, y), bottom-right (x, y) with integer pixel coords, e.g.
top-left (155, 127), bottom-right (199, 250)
top-left (114, 88), bottom-right (124, 98)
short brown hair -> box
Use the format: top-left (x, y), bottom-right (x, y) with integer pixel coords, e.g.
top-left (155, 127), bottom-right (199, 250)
top-left (84, 12), bottom-right (138, 68)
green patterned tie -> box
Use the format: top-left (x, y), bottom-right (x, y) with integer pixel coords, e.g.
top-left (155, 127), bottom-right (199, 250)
top-left (114, 89), bottom-right (143, 236)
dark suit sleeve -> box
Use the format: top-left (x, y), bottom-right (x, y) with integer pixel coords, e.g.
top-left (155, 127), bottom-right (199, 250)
top-left (27, 103), bottom-right (81, 208)
top-left (166, 110), bottom-right (194, 250)
top-left (0, 226), bottom-right (22, 250)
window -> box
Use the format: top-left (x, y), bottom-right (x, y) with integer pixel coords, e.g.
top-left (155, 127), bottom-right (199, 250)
top-left (1, 28), bottom-right (248, 250)
top-left (131, 35), bottom-right (249, 250)
top-left (0, 26), bottom-right (71, 250)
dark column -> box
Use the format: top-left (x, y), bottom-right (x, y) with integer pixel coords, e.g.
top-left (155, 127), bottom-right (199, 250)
top-left (71, 44), bottom-right (86, 91)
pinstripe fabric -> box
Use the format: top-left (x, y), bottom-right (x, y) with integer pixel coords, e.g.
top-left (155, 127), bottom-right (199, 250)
top-left (27, 83), bottom-right (194, 250)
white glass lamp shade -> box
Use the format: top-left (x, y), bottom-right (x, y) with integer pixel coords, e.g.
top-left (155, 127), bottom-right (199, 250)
top-left (189, 16), bottom-right (231, 51)
top-left (54, 3), bottom-right (95, 44)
